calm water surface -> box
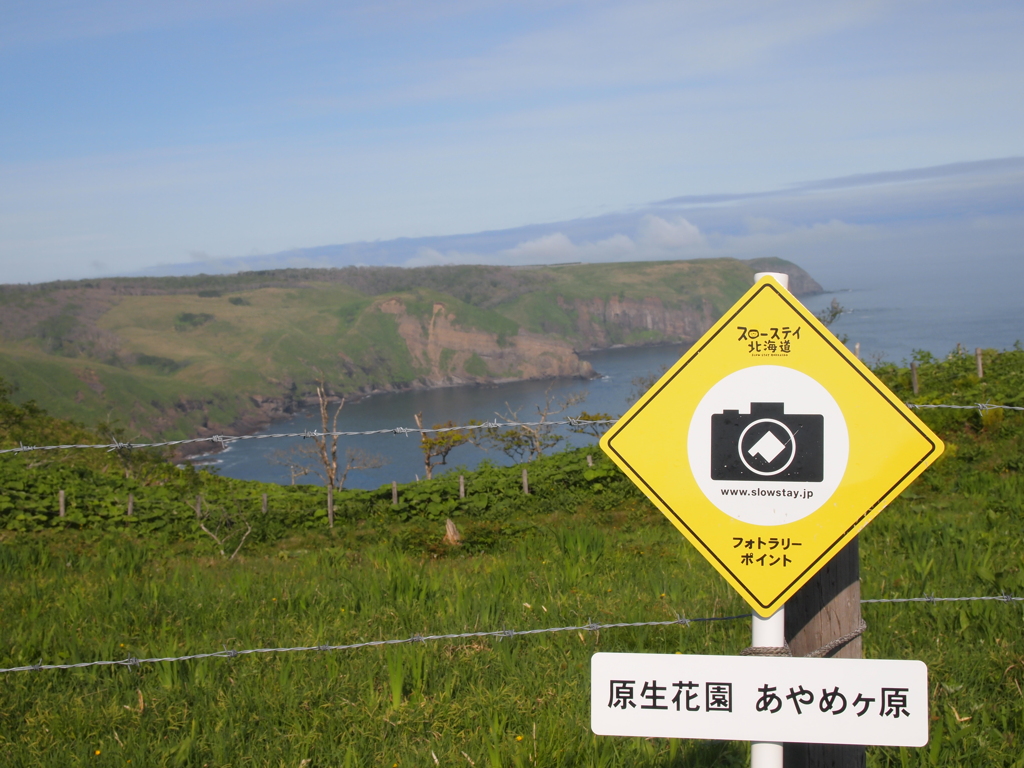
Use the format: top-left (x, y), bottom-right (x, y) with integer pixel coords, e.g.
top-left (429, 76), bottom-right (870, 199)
top-left (210, 345), bottom-right (683, 489)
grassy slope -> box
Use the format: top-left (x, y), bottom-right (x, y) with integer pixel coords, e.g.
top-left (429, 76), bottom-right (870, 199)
top-left (0, 285), bottom-right (489, 438)
top-left (492, 260), bottom-right (751, 346)
top-left (498, 258), bottom-right (757, 336)
top-left (0, 350), bottom-right (1022, 765)
top-left (0, 259), bottom-right (815, 439)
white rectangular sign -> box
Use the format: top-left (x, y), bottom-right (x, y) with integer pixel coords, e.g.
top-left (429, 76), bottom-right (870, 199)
top-left (592, 653), bottom-right (928, 747)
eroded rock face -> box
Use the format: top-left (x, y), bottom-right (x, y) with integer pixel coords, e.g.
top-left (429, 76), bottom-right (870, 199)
top-left (559, 296), bottom-right (715, 349)
top-left (378, 299), bottom-right (594, 385)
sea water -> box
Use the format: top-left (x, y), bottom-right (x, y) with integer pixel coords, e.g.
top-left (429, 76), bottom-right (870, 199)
top-left (211, 264), bottom-right (1023, 489)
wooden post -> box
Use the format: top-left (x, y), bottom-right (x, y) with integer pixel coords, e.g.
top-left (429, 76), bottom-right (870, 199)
top-left (522, 468), bottom-right (529, 495)
top-left (459, 474), bottom-right (465, 499)
top-left (261, 493), bottom-right (268, 515)
top-left (443, 518), bottom-right (462, 546)
top-left (783, 538), bottom-right (865, 768)
top-left (976, 347), bottom-right (984, 379)
top-left (910, 361), bottom-right (919, 395)
top-left (586, 454), bottom-right (593, 467)
top-left (127, 493), bottom-right (133, 517)
top-left (59, 490), bottom-right (65, 518)
top-left (327, 484), bottom-right (334, 529)
top-left (853, 342), bottom-right (860, 360)
top-left (195, 495), bottom-right (202, 519)
top-left (392, 480), bottom-right (399, 505)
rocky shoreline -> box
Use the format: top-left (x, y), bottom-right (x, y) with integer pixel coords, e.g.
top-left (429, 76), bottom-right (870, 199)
top-left (174, 364), bottom-right (604, 461)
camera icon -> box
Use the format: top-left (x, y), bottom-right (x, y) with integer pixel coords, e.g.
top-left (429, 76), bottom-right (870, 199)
top-left (710, 403), bottom-right (824, 482)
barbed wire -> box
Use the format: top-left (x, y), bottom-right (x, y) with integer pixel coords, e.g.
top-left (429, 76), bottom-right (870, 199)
top-left (1, 403), bottom-right (1021, 456)
top-left (862, 594), bottom-right (1024, 604)
top-left (906, 403), bottom-right (1024, 412)
top-left (0, 613), bottom-right (742, 674)
top-left (0, 418), bottom-right (617, 456)
top-left (0, 595), bottom-right (1018, 675)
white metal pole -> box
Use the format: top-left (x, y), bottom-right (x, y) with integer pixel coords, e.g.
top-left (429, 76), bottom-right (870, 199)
top-left (750, 607), bottom-right (786, 768)
top-left (754, 271), bottom-right (790, 291)
top-left (751, 271), bottom-right (790, 768)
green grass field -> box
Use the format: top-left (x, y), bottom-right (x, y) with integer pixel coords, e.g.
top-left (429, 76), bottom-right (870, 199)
top-left (0, 492), bottom-right (1021, 767)
top-left (0, 349), bottom-right (1022, 766)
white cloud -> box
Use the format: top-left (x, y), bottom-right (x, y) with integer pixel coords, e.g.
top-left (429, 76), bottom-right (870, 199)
top-left (636, 214), bottom-right (704, 249)
top-left (403, 214), bottom-right (877, 273)
top-left (502, 232), bottom-right (580, 262)
top-left (404, 217), bottom-right (702, 267)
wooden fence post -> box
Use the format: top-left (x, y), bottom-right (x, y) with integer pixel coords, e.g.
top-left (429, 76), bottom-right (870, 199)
top-left (783, 538), bottom-right (865, 768)
top-left (459, 475), bottom-right (465, 499)
top-left (127, 493), bottom-right (133, 517)
top-left (444, 518), bottom-right (462, 546)
top-left (59, 489), bottom-right (65, 517)
top-left (910, 361), bottom-right (919, 395)
top-left (854, 342), bottom-right (860, 360)
top-left (522, 468), bottom-right (529, 495)
top-left (262, 493), bottom-right (268, 515)
top-left (586, 454), bottom-right (593, 467)
top-left (392, 480), bottom-right (399, 506)
top-left (976, 347), bottom-right (984, 379)
top-left (327, 485), bottom-right (334, 529)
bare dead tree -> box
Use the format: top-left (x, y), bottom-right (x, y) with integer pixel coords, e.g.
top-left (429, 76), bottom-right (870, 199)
top-left (272, 443), bottom-right (388, 489)
top-left (269, 448), bottom-right (312, 485)
top-left (199, 520), bottom-right (253, 560)
top-left (337, 447), bottom-right (389, 489)
top-left (486, 387), bottom-right (586, 462)
top-left (312, 377), bottom-right (345, 528)
top-left (287, 375), bottom-right (391, 527)
top-left (413, 412), bottom-right (467, 480)
top-left (196, 502), bottom-right (252, 560)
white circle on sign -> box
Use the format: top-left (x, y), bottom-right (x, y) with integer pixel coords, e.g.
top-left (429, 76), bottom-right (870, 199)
top-left (687, 365), bottom-right (849, 526)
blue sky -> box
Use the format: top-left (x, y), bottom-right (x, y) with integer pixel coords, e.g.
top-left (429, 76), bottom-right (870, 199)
top-left (1, 1), bottom-right (1023, 283)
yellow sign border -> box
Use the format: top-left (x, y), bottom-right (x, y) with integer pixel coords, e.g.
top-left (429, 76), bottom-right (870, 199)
top-left (601, 277), bottom-right (943, 614)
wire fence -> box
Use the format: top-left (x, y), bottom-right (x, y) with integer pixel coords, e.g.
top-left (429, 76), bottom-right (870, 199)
top-left (0, 418), bottom-right (617, 456)
top-left (2, 402), bottom-right (1020, 672)
top-left (907, 403), bottom-right (1024, 412)
top-left (861, 594), bottom-right (1024, 604)
top-left (1, 595), bottom-right (1019, 675)
top-left (1, 403), bottom-right (1021, 456)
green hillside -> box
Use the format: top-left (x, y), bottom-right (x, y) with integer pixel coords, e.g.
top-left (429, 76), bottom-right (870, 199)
top-left (0, 348), bottom-right (1021, 765)
top-left (0, 258), bottom-right (819, 442)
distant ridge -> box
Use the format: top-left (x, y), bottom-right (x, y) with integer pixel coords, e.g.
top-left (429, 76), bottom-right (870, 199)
top-left (0, 258), bottom-right (820, 449)
top-left (129, 156), bottom-right (1024, 282)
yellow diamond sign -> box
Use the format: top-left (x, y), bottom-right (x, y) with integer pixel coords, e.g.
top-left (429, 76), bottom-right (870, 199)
top-left (599, 275), bottom-right (943, 616)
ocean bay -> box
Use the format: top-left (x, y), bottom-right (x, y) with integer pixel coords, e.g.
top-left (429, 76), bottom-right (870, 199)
top-left (210, 344), bottom-right (684, 490)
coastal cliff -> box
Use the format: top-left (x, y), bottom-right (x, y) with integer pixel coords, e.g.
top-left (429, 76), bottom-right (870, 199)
top-left (0, 257), bottom-right (820, 443)
top-left (379, 298), bottom-right (593, 386)
top-left (557, 294), bottom-right (715, 349)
